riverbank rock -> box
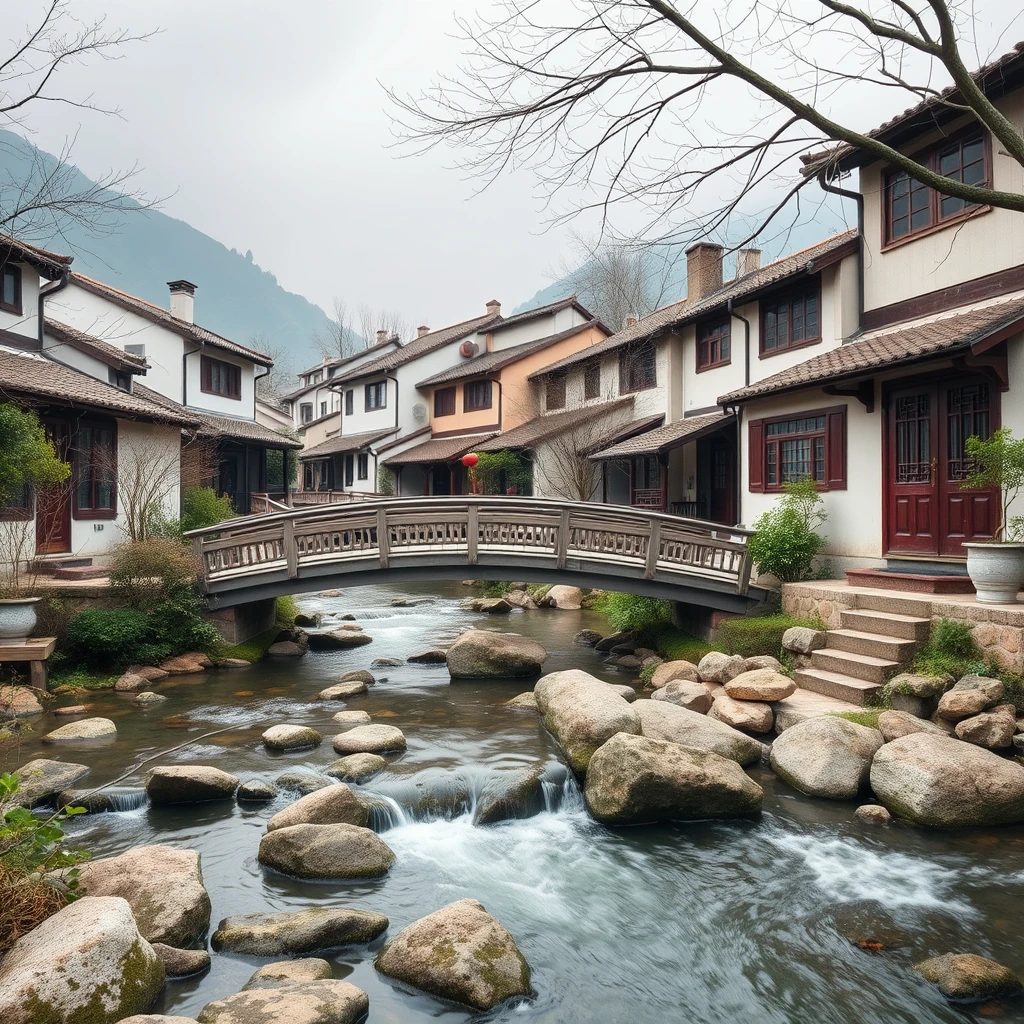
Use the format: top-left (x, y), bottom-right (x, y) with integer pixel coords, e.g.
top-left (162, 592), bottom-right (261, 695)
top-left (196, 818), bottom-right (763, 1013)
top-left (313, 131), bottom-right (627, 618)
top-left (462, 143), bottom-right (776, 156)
top-left (128, 665), bottom-right (171, 682)
top-left (709, 694), bottom-right (774, 734)
top-left (651, 679), bottom-right (712, 713)
top-left (77, 845), bottom-right (211, 947)
top-left (474, 767), bottom-right (544, 825)
top-left (574, 629), bottom-right (603, 646)
top-left (268, 640), bottom-right (305, 658)
top-left (540, 585), bottom-right (583, 610)
top-left (464, 597), bottom-right (512, 613)
top-left (237, 779), bottom-right (277, 802)
top-left (505, 691), bottom-right (538, 710)
top-left (782, 627), bottom-right (827, 654)
top-left (258, 823), bottom-right (395, 879)
top-left (446, 629), bottom-right (548, 679)
top-left (915, 953), bottom-right (1023, 1003)
top-left (160, 653), bottom-right (212, 674)
top-left (633, 699), bottom-right (763, 767)
top-left (408, 649), bottom-right (447, 664)
top-left (41, 716), bottom-right (117, 743)
top-left (135, 691), bottom-right (167, 706)
top-left (855, 804), bottom-right (892, 824)
top-left (609, 683), bottom-right (638, 702)
top-left (326, 753), bottom-right (387, 783)
top-left (0, 684), bottom-right (43, 717)
top-left (954, 705), bottom-right (1016, 749)
top-left (318, 680), bottom-right (368, 700)
top-left (114, 672), bottom-right (148, 692)
top-left (152, 944), bottom-right (210, 977)
top-left (332, 723), bottom-right (406, 754)
top-left (584, 732), bottom-right (763, 825)
top-left (243, 959), bottom-right (332, 990)
top-left (534, 670), bottom-right (641, 774)
top-left (877, 710), bottom-right (946, 742)
top-left (10, 758), bottom-right (89, 807)
top-left (936, 675), bottom-right (1005, 721)
top-left (0, 896), bottom-right (164, 1024)
top-left (276, 770), bottom-right (330, 795)
top-left (266, 784), bottom-right (369, 831)
top-left (212, 907), bottom-right (388, 955)
top-left (504, 591), bottom-right (538, 610)
top-left (650, 660), bottom-right (700, 688)
top-left (376, 898), bottom-right (531, 1011)
top-left (333, 710), bottom-right (372, 726)
top-left (697, 652), bottom-right (747, 685)
top-left (724, 669), bottom-right (796, 702)
top-left (307, 630), bottom-right (372, 650)
top-left (769, 717), bottom-right (882, 799)
top-left (146, 766), bottom-right (240, 804)
top-left (595, 630), bottom-right (638, 652)
top-left (870, 733), bottom-right (1024, 827)
top-left (262, 724), bottom-right (323, 751)
top-left (197, 982), bottom-right (368, 1024)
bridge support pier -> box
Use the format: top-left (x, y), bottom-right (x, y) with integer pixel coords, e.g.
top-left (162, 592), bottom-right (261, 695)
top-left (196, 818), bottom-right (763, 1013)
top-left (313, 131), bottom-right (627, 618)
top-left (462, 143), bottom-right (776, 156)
top-left (672, 601), bottom-right (746, 642)
top-left (206, 597), bottom-right (278, 645)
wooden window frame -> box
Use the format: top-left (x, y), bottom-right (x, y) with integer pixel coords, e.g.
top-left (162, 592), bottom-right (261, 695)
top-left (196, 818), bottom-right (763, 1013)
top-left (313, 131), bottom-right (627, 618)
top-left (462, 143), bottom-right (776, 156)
top-left (464, 379), bottom-right (493, 412)
top-left (434, 386), bottom-right (456, 417)
top-left (882, 129), bottom-right (992, 250)
top-left (0, 263), bottom-right (22, 315)
top-left (696, 317), bottom-right (732, 372)
top-left (618, 342), bottom-right (657, 394)
top-left (748, 405), bottom-right (847, 493)
top-left (72, 418), bottom-right (118, 519)
top-left (546, 374), bottom-right (566, 411)
top-left (200, 354), bottom-right (242, 400)
top-left (319, 400), bottom-right (328, 418)
top-left (357, 453), bottom-right (369, 480)
top-left (584, 362), bottom-right (601, 400)
top-left (364, 381), bottom-right (387, 411)
top-left (299, 402), bottom-right (313, 424)
top-left (759, 279), bottom-right (822, 358)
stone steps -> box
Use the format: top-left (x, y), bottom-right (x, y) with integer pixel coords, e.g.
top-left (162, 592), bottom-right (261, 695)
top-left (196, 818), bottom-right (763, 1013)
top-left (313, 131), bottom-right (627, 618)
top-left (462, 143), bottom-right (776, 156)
top-left (793, 667), bottom-right (882, 704)
top-left (826, 628), bottom-right (918, 665)
top-left (810, 647), bottom-right (900, 684)
top-left (839, 608), bottom-right (931, 641)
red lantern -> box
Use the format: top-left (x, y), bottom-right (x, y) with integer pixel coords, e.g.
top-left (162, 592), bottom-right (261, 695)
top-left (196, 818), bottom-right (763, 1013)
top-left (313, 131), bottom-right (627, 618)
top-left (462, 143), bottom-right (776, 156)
top-left (461, 453), bottom-right (479, 468)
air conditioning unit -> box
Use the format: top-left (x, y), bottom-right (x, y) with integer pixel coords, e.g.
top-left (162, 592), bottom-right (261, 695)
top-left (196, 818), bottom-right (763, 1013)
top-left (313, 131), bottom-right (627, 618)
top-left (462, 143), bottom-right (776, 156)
top-left (412, 403), bottom-right (427, 422)
top-left (459, 340), bottom-right (478, 358)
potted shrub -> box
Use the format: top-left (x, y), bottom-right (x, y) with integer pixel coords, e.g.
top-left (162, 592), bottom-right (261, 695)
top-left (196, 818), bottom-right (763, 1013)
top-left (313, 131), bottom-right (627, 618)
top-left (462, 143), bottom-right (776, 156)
top-left (961, 427), bottom-right (1024, 603)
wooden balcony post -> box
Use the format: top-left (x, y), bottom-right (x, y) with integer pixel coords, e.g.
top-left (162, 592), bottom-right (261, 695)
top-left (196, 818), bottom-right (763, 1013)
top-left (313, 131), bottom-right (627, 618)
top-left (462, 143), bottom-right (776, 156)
top-left (644, 520), bottom-right (661, 579)
top-left (377, 506), bottom-right (390, 569)
top-left (556, 508), bottom-right (570, 569)
top-left (283, 517), bottom-right (298, 578)
top-left (467, 503), bottom-right (479, 564)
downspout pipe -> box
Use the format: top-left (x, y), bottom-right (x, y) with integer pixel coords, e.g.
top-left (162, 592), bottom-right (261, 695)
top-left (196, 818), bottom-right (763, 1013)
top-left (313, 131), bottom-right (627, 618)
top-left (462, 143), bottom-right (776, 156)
top-left (38, 268), bottom-right (70, 348)
top-left (817, 167), bottom-right (865, 335)
top-left (726, 297), bottom-right (751, 528)
top-left (182, 341), bottom-right (204, 407)
top-left (254, 364), bottom-right (271, 420)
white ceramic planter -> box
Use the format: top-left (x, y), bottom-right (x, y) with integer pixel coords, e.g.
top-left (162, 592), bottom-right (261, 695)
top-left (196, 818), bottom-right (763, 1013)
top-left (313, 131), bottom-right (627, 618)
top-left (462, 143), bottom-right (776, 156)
top-left (964, 543), bottom-right (1024, 604)
top-left (0, 597), bottom-right (40, 639)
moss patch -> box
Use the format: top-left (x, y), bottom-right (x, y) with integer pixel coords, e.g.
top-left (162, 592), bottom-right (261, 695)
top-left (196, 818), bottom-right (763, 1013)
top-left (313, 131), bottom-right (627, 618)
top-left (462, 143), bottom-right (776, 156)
top-left (48, 669), bottom-right (119, 693)
top-left (830, 710), bottom-right (883, 729)
top-left (215, 626), bottom-right (280, 664)
top-left (647, 624), bottom-right (719, 664)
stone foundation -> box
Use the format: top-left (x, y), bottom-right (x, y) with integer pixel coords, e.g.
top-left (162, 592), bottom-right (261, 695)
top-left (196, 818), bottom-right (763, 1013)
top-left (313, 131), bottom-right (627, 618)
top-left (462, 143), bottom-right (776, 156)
top-left (206, 597), bottom-right (277, 645)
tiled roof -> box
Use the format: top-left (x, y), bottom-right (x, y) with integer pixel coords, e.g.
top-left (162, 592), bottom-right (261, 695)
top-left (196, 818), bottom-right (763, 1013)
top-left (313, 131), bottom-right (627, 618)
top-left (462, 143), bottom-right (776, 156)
top-left (333, 312), bottom-right (502, 384)
top-left (0, 234), bottom-right (73, 278)
top-left (489, 295), bottom-right (597, 333)
top-left (382, 432), bottom-right (496, 466)
top-left (719, 294), bottom-right (1024, 405)
top-left (69, 274), bottom-right (274, 366)
top-left (415, 321), bottom-right (607, 388)
top-left (286, 342), bottom-right (401, 399)
top-left (0, 348), bottom-right (199, 426)
top-left (44, 320), bottom-right (148, 373)
top-left (476, 397), bottom-right (634, 452)
top-left (196, 411), bottom-right (302, 447)
top-left (299, 429), bottom-right (395, 460)
top-left (529, 232), bottom-right (858, 378)
top-left (590, 411), bottom-right (732, 459)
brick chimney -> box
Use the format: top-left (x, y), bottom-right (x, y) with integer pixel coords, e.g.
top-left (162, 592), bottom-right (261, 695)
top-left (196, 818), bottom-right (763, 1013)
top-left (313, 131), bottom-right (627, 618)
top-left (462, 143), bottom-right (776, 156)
top-left (685, 243), bottom-right (724, 302)
top-left (486, 299), bottom-right (501, 317)
top-left (417, 325), bottom-right (430, 337)
top-left (625, 315), bottom-right (638, 327)
top-left (736, 248), bottom-right (762, 279)
top-left (167, 280), bottom-right (196, 323)
top-left (375, 330), bottom-right (389, 346)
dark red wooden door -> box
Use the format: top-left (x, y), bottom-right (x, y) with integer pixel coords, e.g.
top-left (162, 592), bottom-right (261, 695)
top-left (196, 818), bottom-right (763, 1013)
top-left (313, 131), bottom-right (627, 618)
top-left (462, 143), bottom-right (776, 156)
top-left (709, 437), bottom-right (736, 525)
top-left (35, 421), bottom-right (71, 554)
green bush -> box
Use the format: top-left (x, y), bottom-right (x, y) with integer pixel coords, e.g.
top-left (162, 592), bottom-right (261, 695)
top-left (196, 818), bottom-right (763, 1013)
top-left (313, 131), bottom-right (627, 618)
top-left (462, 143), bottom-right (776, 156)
top-left (599, 592), bottom-right (672, 633)
top-left (146, 595), bottom-right (220, 656)
top-left (717, 613), bottom-right (825, 658)
top-left (473, 450), bottom-right (532, 495)
top-left (913, 617), bottom-right (986, 679)
top-left (64, 608), bottom-right (152, 667)
top-left (647, 623), bottom-right (719, 664)
top-left (180, 486), bottom-right (235, 533)
top-left (276, 595), bottom-right (299, 626)
top-left (108, 538), bottom-right (201, 609)
top-left (377, 466), bottom-right (395, 496)
top-left (0, 403), bottom-right (70, 505)
top-left (748, 479), bottom-right (828, 582)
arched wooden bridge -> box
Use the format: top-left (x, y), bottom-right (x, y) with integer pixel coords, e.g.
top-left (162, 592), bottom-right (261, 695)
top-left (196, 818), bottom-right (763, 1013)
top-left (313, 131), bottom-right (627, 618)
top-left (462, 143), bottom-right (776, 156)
top-left (187, 497), bottom-right (767, 613)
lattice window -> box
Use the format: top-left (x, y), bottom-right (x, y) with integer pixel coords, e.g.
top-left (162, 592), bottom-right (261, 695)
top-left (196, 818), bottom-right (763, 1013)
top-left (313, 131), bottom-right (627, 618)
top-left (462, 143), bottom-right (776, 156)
top-left (895, 394), bottom-right (932, 483)
top-left (947, 382), bottom-right (991, 481)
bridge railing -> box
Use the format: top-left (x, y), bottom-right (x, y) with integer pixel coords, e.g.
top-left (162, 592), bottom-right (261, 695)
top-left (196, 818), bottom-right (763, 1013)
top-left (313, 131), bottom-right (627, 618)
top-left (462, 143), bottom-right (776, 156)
top-left (185, 496), bottom-right (754, 595)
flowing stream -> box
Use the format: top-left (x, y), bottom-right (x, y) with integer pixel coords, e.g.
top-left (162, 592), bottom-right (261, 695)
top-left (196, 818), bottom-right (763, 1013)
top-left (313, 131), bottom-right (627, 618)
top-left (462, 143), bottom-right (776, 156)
top-left (10, 583), bottom-right (1024, 1023)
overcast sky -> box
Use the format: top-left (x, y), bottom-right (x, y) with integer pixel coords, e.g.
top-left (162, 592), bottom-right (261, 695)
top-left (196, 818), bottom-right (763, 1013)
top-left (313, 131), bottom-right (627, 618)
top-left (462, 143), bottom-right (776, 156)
top-left (14, 0), bottom-right (1019, 331)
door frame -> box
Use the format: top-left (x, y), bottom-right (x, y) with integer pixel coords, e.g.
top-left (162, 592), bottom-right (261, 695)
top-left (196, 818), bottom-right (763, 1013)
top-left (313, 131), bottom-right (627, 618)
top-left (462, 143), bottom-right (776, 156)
top-left (35, 418), bottom-right (72, 555)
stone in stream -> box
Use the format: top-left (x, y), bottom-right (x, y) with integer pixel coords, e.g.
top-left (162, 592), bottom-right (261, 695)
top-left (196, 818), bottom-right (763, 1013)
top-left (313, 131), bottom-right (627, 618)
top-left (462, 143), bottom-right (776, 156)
top-left (446, 629), bottom-right (548, 679)
top-left (340, 669), bottom-right (376, 684)
top-left (58, 787), bottom-right (146, 814)
top-left (151, 943), bottom-right (210, 977)
top-left (267, 641), bottom-right (306, 658)
top-left (40, 716), bottom-right (117, 743)
top-left (584, 732), bottom-right (764, 825)
top-left (870, 732), bottom-right (1024, 827)
top-left (333, 709), bottom-right (372, 726)
top-left (114, 671), bottom-right (149, 692)
top-left (504, 590), bottom-right (538, 610)
top-left (0, 895), bottom-right (165, 1024)
top-left (649, 660), bottom-right (701, 688)
top-left (134, 691), bottom-right (167, 705)
top-left (769, 716), bottom-right (882, 799)
top-left (266, 784), bottom-right (369, 831)
top-left (877, 710), bottom-right (947, 742)
top-left (76, 845), bottom-right (212, 947)
top-left (262, 723), bottom-right (323, 751)
top-left (372, 657), bottom-right (404, 667)
top-left (632, 699), bottom-right (763, 767)
top-left (161, 652), bottom-right (213, 674)
top-left (651, 679), bottom-right (713, 714)
top-left (915, 953), bottom-right (1023, 1003)
top-left (724, 669), bottom-right (796, 702)
top-left (463, 597), bottom-right (512, 613)
top-left (375, 898), bottom-right (531, 1012)
top-left (594, 629), bottom-right (638, 652)
top-left (539, 584), bottom-right (583, 609)
top-left (307, 629), bottom-right (373, 650)
top-left (9, 757), bottom-right (89, 807)
top-left (474, 767), bottom-right (545, 825)
top-left (146, 766), bottom-right (240, 804)
top-left (237, 779), bottom-right (278, 802)
top-left (855, 804), bottom-right (892, 824)
top-left (954, 705), bottom-right (1016, 749)
top-left (696, 652), bottom-right (748, 685)
top-left (212, 907), bottom-right (389, 955)
top-left (258, 823), bottom-right (395, 879)
top-left (408, 649), bottom-right (448, 664)
top-left (332, 724), bottom-right (406, 754)
top-left (196, 981), bottom-right (368, 1024)
top-left (242, 958), bottom-right (333, 990)
top-left (709, 694), bottom-right (774, 734)
top-left (325, 753), bottom-right (388, 783)
top-left (53, 704), bottom-right (88, 716)
top-left (294, 612), bottom-right (321, 627)
top-left (534, 669), bottom-right (641, 774)
top-left (574, 629), bottom-right (604, 647)
top-left (318, 680), bottom-right (368, 700)
top-left (276, 769), bottom-right (331, 795)
top-left (505, 691), bottom-right (538, 710)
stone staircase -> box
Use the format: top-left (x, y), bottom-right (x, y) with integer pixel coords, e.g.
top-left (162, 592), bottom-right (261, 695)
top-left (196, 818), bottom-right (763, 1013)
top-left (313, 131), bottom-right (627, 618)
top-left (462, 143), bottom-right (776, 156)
top-left (794, 593), bottom-right (932, 705)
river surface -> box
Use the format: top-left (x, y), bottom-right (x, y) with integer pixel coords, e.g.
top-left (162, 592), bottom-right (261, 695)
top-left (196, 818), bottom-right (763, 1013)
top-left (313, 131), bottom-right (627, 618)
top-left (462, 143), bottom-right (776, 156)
top-left (8, 582), bottom-right (1024, 1023)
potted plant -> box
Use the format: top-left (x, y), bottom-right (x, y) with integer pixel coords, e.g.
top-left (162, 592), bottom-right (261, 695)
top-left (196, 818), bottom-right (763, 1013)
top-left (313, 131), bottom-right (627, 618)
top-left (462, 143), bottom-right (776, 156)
top-left (961, 427), bottom-right (1024, 603)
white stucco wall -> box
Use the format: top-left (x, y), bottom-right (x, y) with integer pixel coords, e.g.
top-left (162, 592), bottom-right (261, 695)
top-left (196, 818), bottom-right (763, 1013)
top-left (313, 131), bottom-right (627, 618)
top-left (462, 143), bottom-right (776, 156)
top-left (183, 347), bottom-right (256, 417)
top-left (488, 305), bottom-right (589, 351)
top-left (41, 332), bottom-right (111, 382)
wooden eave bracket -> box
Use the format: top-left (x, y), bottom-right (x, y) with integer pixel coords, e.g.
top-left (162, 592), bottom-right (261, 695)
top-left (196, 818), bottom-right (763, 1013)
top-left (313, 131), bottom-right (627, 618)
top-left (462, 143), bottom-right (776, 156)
top-left (822, 378), bottom-right (875, 412)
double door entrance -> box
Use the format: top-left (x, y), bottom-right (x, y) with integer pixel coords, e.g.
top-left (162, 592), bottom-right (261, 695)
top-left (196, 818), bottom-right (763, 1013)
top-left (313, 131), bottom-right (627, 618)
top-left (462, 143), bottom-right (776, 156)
top-left (887, 376), bottom-right (999, 557)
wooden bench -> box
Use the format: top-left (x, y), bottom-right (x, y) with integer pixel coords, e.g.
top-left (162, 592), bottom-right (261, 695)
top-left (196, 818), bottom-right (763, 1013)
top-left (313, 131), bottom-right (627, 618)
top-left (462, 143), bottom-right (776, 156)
top-left (0, 637), bottom-right (56, 689)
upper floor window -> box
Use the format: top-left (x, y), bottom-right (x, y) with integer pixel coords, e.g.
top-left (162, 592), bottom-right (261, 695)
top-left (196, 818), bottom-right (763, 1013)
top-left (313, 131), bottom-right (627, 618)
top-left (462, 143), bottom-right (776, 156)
top-left (619, 343), bottom-right (656, 393)
top-left (365, 381), bottom-right (387, 411)
top-left (884, 132), bottom-right (989, 246)
top-left (546, 374), bottom-right (566, 411)
top-left (434, 386), bottom-right (456, 417)
top-left (696, 318), bottom-right (731, 371)
top-left (0, 264), bottom-right (21, 315)
top-left (327, 366), bottom-right (336, 378)
top-left (464, 379), bottom-right (493, 412)
top-left (345, 389), bottom-right (354, 416)
top-left (761, 281), bottom-right (820, 356)
top-left (584, 362), bottom-right (601, 400)
top-left (125, 343), bottom-right (145, 358)
top-left (319, 401), bottom-right (327, 418)
top-left (200, 355), bottom-right (241, 399)
top-left (299, 402), bottom-right (313, 423)
top-left (311, 370), bottom-right (323, 384)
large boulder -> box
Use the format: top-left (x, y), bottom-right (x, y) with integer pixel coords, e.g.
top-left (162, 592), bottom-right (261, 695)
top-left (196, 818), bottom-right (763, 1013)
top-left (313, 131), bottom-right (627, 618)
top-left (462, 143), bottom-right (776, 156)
top-left (649, 660), bottom-right (700, 689)
top-left (915, 953), bottom-right (1023, 1003)
top-left (211, 907), bottom-right (388, 955)
top-left (262, 724), bottom-right (323, 751)
top-left (724, 669), bottom-right (796, 702)
top-left (583, 732), bottom-right (763, 825)
top-left (696, 652), bottom-right (747, 685)
top-left (77, 845), bottom-right (211, 947)
top-left (332, 710), bottom-right (372, 727)
top-left (473, 767), bottom-right (544, 825)
top-left (375, 898), bottom-right (531, 1011)
top-left (41, 717), bottom-right (117, 743)
top-left (331, 724), bottom-right (406, 755)
top-left (9, 758), bottom-right (88, 807)
top-left (781, 627), bottom-right (827, 654)
top-left (267, 641), bottom-right (305, 658)
top-left (151, 943), bottom-right (210, 977)
top-left (446, 629), bottom-right (547, 679)
top-left (870, 732), bottom-right (1024, 827)
top-left (242, 958), bottom-right (332, 990)
top-left (266, 784), bottom-right (369, 831)
top-left (0, 896), bottom-right (164, 1024)
top-left (574, 629), bottom-right (603, 646)
top-left (0, 685), bottom-right (43, 718)
top-left (120, 1016), bottom-right (198, 1023)
top-left (769, 716), bottom-right (882, 799)
top-left (196, 982), bottom-right (368, 1024)
top-left (146, 766), bottom-right (239, 804)
top-left (877, 710), bottom-right (947, 742)
top-left (936, 675), bottom-right (1005, 720)
top-left (632, 699), bottom-right (763, 766)
top-left (307, 630), bottom-right (372, 650)
top-left (258, 823), bottom-right (395, 879)
top-left (954, 705), bottom-right (1017, 749)
top-left (276, 770), bottom-right (331, 795)
top-left (325, 753), bottom-right (388, 783)
top-left (709, 694), bottom-right (773, 734)
top-left (534, 670), bottom-right (641, 774)
top-left (650, 679), bottom-right (712, 714)
top-left (540, 585), bottom-right (583, 609)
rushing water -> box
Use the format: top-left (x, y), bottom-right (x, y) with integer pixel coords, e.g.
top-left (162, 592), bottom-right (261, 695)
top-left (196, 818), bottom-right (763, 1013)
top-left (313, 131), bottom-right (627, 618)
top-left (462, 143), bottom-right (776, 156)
top-left (8, 583), bottom-right (1024, 1023)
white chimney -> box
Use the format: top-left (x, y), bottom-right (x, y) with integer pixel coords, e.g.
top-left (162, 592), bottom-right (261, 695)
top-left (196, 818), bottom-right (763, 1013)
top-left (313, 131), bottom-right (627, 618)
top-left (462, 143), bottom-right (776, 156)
top-left (486, 299), bottom-right (501, 317)
top-left (417, 325), bottom-right (430, 337)
top-left (737, 249), bottom-right (762, 278)
top-left (167, 280), bottom-right (196, 323)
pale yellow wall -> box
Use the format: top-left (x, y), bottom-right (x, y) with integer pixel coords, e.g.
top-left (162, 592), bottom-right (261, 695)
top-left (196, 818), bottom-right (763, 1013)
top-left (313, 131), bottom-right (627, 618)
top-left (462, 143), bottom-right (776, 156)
top-left (300, 411), bottom-right (340, 451)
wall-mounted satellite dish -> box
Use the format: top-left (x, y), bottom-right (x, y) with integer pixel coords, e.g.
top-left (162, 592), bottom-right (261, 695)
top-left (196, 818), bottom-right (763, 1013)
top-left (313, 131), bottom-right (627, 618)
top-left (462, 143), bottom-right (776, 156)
top-left (459, 340), bottom-right (479, 358)
top-left (412, 403), bottom-right (427, 421)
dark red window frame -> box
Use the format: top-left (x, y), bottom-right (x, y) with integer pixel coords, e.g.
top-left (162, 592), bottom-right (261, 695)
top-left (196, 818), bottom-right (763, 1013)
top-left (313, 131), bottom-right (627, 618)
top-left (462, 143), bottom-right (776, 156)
top-left (584, 362), bottom-right (601, 400)
top-left (434, 386), bottom-right (456, 417)
top-left (760, 279), bottom-right (821, 357)
top-left (0, 263), bottom-right (22, 315)
top-left (200, 354), bottom-right (242, 399)
top-left (748, 405), bottom-right (847, 493)
top-left (72, 418), bottom-right (118, 519)
top-left (546, 374), bottom-right (566, 411)
top-left (619, 342), bottom-right (656, 393)
top-left (464, 379), bottom-right (493, 412)
top-left (696, 317), bottom-right (731, 371)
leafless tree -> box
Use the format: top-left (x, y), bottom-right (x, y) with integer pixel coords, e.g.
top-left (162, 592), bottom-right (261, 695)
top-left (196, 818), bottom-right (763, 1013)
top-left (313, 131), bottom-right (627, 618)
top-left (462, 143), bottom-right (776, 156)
top-left (392, 1), bottom-right (1024, 248)
top-left (358, 304), bottom-right (409, 346)
top-left (314, 298), bottom-right (369, 361)
top-left (249, 332), bottom-right (291, 402)
top-left (115, 431), bottom-right (181, 542)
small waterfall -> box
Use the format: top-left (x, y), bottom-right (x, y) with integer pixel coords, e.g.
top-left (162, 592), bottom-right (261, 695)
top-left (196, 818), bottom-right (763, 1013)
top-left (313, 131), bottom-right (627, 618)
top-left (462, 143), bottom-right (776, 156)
top-left (104, 787), bottom-right (148, 812)
top-left (542, 773), bottom-right (585, 815)
top-left (368, 795), bottom-right (411, 831)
